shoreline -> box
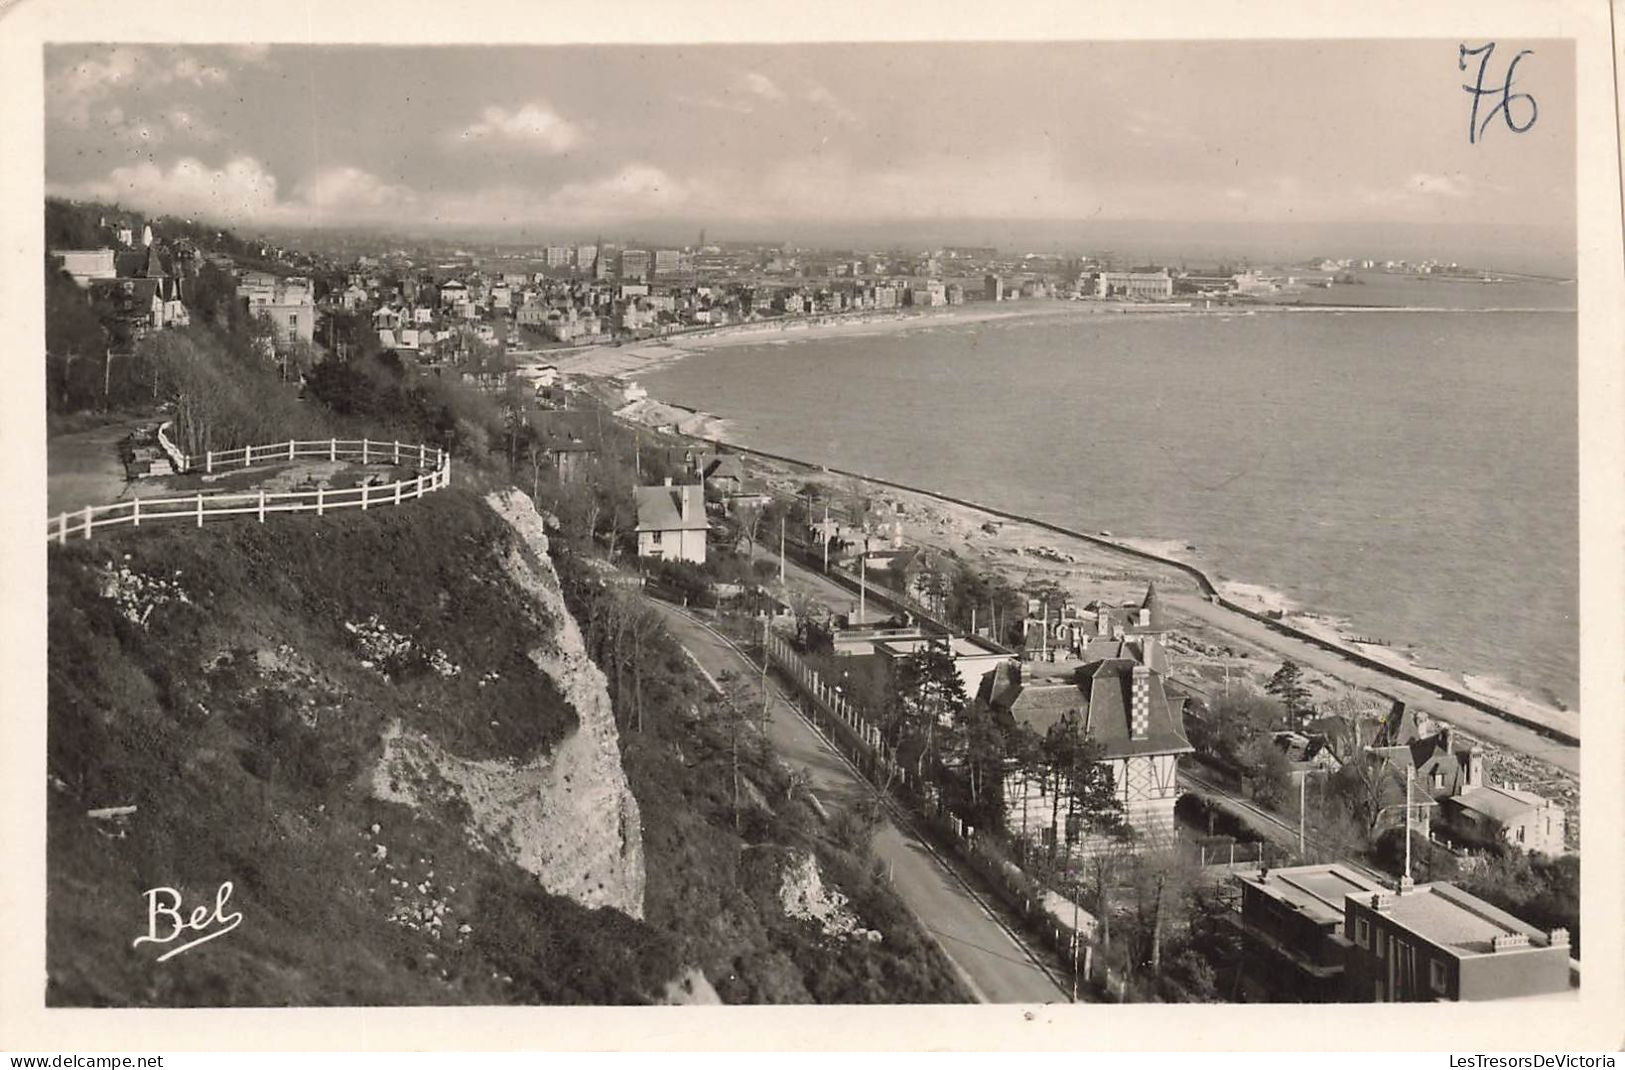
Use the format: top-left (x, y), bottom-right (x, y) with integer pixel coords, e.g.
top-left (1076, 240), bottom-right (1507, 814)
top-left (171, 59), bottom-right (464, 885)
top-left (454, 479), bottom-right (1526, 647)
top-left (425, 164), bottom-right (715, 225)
top-left (705, 436), bottom-right (1577, 748)
top-left (541, 298), bottom-right (1574, 383)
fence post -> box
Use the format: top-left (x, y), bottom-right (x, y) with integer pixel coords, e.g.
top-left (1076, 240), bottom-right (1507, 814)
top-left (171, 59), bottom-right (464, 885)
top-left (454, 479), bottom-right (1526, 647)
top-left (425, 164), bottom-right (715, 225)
top-left (361, 481), bottom-right (369, 511)
top-left (58, 513), bottom-right (67, 545)
top-left (195, 493), bottom-right (203, 528)
top-left (419, 444), bottom-right (426, 468)
top-left (83, 505), bottom-right (93, 539)
top-left (258, 489), bottom-right (266, 523)
top-left (132, 497), bottom-right (141, 528)
top-left (330, 438), bottom-right (337, 462)
top-left (205, 450), bottom-right (213, 474)
top-left (289, 440), bottom-right (295, 461)
top-left (393, 440), bottom-right (400, 465)
top-left (245, 444), bottom-right (253, 467)
top-left (363, 439), bottom-right (369, 465)
top-left (317, 485), bottom-right (325, 517)
top-left (395, 479), bottom-right (402, 506)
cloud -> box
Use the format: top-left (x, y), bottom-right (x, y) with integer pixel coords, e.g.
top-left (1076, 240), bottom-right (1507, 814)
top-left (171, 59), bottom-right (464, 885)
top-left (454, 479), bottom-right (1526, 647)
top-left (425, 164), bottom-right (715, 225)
top-left (164, 108), bottom-right (222, 142)
top-left (1406, 172), bottom-right (1471, 197)
top-left (739, 71), bottom-right (785, 102)
top-left (293, 167), bottom-right (419, 214)
top-left (803, 82), bottom-right (860, 127)
top-left (49, 46), bottom-right (234, 127)
top-left (454, 102), bottom-right (581, 153)
top-left (52, 155), bottom-right (282, 223)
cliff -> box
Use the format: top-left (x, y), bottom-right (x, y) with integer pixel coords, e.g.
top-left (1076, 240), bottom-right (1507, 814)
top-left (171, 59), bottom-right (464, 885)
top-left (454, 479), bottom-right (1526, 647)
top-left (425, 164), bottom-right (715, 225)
top-left (46, 488), bottom-right (672, 1005)
top-left (372, 489), bottom-right (645, 918)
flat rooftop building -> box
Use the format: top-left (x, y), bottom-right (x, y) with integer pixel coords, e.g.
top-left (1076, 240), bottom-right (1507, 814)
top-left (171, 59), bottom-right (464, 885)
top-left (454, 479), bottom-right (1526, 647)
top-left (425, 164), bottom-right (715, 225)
top-left (1233, 864), bottom-right (1386, 1002)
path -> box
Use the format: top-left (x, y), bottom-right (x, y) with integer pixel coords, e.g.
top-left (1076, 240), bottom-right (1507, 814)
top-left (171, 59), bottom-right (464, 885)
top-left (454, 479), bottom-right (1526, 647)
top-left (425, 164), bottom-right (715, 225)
top-left (45, 418), bottom-right (146, 517)
top-left (648, 600), bottom-right (1072, 1004)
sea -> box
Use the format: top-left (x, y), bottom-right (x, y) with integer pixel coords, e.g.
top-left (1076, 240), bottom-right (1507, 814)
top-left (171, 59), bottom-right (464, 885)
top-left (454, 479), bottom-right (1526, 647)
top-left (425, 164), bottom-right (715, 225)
top-left (640, 274), bottom-right (1579, 713)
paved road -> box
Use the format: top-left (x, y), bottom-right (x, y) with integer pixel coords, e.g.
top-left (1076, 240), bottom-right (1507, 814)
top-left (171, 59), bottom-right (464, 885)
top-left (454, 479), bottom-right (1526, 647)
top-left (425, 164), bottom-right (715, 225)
top-left (649, 600), bottom-right (1072, 1004)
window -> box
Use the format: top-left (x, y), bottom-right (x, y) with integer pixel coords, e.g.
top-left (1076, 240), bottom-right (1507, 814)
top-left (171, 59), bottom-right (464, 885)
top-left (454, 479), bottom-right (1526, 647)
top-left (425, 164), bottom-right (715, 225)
top-left (1430, 958), bottom-right (1449, 995)
top-left (1355, 917), bottom-right (1370, 949)
top-left (650, 530), bottom-right (662, 546)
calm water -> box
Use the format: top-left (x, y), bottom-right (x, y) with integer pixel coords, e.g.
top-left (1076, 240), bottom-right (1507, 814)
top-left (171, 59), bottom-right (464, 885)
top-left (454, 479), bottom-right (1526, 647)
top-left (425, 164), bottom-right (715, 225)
top-left (643, 285), bottom-right (1578, 710)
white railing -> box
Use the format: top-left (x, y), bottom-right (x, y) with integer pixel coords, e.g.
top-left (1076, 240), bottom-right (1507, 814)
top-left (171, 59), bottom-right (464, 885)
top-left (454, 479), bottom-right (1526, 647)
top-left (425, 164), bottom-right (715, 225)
top-left (47, 438), bottom-right (450, 545)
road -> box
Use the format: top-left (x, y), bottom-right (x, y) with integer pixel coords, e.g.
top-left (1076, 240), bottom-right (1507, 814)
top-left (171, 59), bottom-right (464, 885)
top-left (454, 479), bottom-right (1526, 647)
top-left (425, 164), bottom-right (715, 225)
top-left (648, 599), bottom-right (1072, 1004)
top-left (46, 418), bottom-right (147, 516)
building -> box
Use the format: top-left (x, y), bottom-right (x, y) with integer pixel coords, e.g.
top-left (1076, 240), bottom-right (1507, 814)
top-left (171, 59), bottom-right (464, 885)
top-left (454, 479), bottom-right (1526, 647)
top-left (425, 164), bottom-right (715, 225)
top-left (869, 633), bottom-right (1016, 702)
top-left (544, 246), bottom-right (571, 269)
top-left (1343, 882), bottom-right (1573, 1001)
top-left (575, 245), bottom-right (598, 272)
top-left (653, 249), bottom-right (682, 276)
top-left (1232, 864), bottom-right (1387, 1002)
top-left (1440, 785), bottom-right (1567, 855)
top-left (985, 275), bottom-right (1005, 301)
top-left (986, 636), bottom-right (1194, 845)
top-left (1092, 270), bottom-right (1174, 299)
top-left (635, 479), bottom-right (708, 564)
top-left (53, 248), bottom-right (118, 286)
top-left (238, 273), bottom-right (315, 350)
top-left (620, 249), bottom-right (651, 282)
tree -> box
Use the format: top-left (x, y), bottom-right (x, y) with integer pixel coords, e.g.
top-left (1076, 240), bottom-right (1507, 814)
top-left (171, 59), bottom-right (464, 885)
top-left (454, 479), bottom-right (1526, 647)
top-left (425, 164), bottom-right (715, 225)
top-left (1241, 735), bottom-right (1294, 810)
top-left (888, 640), bottom-right (968, 786)
top-left (1041, 712), bottom-right (1126, 859)
top-left (1266, 660), bottom-right (1313, 725)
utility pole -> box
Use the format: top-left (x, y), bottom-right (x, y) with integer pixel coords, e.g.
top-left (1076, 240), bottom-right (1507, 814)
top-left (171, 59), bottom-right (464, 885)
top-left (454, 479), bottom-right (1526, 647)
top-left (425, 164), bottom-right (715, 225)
top-left (103, 347), bottom-right (112, 397)
top-left (779, 513), bottom-right (786, 586)
top-left (859, 550), bottom-right (867, 623)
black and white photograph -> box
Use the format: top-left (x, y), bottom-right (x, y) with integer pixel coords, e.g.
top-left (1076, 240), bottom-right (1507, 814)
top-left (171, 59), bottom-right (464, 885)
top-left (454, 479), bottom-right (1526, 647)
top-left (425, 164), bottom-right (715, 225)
top-left (2, 0), bottom-right (1622, 1053)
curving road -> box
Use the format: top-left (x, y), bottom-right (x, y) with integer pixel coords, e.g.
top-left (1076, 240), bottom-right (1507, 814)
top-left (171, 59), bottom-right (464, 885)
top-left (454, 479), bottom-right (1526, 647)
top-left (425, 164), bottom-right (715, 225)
top-left (648, 599), bottom-right (1074, 1004)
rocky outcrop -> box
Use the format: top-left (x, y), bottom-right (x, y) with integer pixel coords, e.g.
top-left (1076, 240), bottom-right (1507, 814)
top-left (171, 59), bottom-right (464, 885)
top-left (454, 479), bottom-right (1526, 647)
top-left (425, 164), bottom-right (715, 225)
top-left (371, 489), bottom-right (645, 919)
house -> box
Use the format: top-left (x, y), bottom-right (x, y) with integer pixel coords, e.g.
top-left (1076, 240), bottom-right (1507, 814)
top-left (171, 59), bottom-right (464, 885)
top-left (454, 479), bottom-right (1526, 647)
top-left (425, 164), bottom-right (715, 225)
top-left (52, 248), bottom-right (118, 286)
top-left (1343, 882), bottom-right (1573, 1001)
top-left (533, 410), bottom-right (601, 483)
top-left (1231, 864), bottom-right (1387, 1002)
top-left (986, 636), bottom-right (1194, 847)
top-left (635, 479), bottom-right (708, 564)
top-left (860, 631), bottom-right (1016, 703)
top-left (701, 454), bottom-right (747, 494)
top-left (1440, 785), bottom-right (1566, 855)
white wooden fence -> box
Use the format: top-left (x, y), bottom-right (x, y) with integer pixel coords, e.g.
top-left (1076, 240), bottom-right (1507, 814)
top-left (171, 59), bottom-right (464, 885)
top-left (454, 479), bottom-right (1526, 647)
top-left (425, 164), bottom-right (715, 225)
top-left (47, 438), bottom-right (450, 545)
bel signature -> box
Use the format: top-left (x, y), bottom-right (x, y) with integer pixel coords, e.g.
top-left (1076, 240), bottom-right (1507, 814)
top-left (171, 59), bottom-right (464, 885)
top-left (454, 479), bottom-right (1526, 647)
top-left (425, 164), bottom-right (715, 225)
top-left (131, 881), bottom-right (242, 962)
top-left (1460, 42), bottom-right (1537, 144)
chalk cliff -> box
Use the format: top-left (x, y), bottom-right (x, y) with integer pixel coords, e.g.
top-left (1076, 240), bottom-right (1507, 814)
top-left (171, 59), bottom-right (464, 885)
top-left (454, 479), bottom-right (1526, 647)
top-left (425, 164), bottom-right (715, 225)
top-left (372, 489), bottom-right (645, 918)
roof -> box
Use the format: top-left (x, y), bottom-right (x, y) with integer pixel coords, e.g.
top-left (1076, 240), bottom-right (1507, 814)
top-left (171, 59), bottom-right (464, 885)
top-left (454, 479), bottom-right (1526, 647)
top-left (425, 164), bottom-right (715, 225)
top-left (702, 454), bottom-right (746, 482)
top-left (1140, 581), bottom-right (1165, 630)
top-left (1371, 883), bottom-right (1555, 956)
top-left (1240, 864), bottom-right (1385, 927)
top-left (1446, 784), bottom-right (1556, 824)
top-left (993, 657), bottom-right (1193, 758)
top-left (634, 483), bottom-right (708, 533)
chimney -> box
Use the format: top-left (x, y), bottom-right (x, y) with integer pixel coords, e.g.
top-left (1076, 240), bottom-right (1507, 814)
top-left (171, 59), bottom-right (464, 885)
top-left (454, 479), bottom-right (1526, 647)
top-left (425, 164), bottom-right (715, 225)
top-left (1548, 928), bottom-right (1570, 949)
top-left (1371, 891), bottom-right (1394, 913)
top-left (1130, 664), bottom-right (1151, 739)
top-left (678, 484), bottom-right (688, 522)
top-left (664, 476), bottom-right (672, 487)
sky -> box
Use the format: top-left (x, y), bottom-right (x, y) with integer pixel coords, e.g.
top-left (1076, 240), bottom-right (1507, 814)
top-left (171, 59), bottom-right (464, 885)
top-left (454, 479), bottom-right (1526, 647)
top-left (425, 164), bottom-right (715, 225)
top-left (43, 40), bottom-right (1575, 250)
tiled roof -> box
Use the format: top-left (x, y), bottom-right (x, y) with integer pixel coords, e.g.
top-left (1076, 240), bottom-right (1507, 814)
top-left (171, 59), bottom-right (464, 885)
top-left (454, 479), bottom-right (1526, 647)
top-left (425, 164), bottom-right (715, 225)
top-left (635, 483), bottom-right (708, 533)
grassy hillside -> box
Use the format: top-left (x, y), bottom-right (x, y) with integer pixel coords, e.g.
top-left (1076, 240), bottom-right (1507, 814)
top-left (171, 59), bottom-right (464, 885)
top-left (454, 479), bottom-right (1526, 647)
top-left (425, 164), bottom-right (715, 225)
top-left (46, 489), bottom-right (677, 1006)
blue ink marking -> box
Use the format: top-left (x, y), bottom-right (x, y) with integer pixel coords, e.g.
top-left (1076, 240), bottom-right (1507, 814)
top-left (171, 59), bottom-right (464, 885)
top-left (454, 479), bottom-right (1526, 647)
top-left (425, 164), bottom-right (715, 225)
top-left (1460, 43), bottom-right (1537, 144)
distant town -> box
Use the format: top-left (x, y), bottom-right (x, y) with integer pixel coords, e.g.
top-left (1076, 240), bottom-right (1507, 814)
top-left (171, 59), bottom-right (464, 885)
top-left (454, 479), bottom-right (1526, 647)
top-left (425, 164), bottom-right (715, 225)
top-left (47, 198), bottom-right (1536, 367)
